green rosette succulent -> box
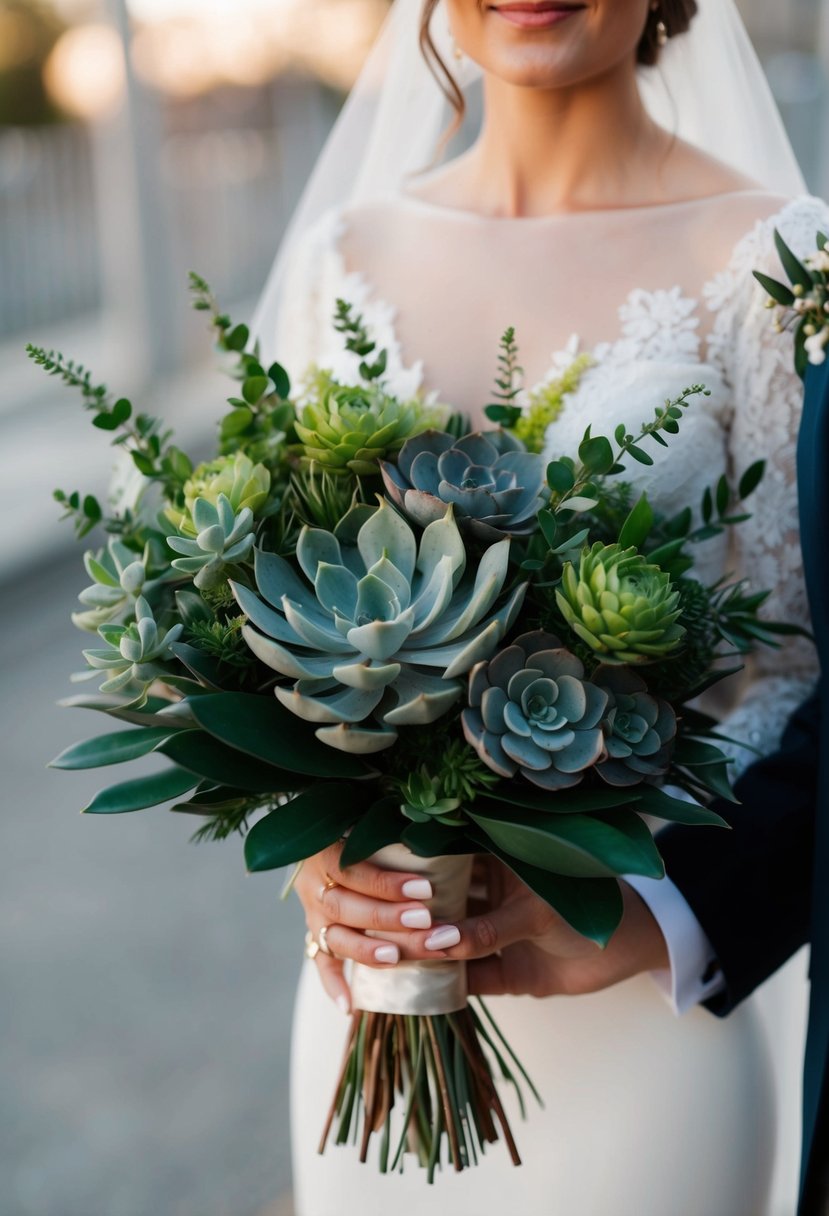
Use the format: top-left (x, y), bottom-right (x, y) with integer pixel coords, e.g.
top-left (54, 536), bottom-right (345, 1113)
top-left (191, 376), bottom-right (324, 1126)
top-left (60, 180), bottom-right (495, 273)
top-left (462, 631), bottom-right (609, 791)
top-left (295, 377), bottom-right (446, 476)
top-left (166, 452), bottom-right (271, 535)
top-left (83, 596), bottom-right (183, 694)
top-left (231, 498), bottom-right (526, 753)
top-left (167, 494), bottom-right (255, 591)
top-left (72, 538), bottom-right (158, 632)
top-left (593, 666), bottom-right (677, 787)
top-left (556, 542), bottom-right (684, 664)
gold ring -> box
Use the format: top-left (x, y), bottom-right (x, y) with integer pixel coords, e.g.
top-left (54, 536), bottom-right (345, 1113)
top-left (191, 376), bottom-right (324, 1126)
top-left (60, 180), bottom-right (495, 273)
top-left (318, 924), bottom-right (334, 957)
top-left (318, 874), bottom-right (339, 901)
top-left (304, 930), bottom-right (320, 961)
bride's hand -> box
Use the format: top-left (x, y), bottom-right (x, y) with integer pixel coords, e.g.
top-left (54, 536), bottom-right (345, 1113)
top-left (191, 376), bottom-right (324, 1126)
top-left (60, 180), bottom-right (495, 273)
top-left (294, 842), bottom-right (436, 1015)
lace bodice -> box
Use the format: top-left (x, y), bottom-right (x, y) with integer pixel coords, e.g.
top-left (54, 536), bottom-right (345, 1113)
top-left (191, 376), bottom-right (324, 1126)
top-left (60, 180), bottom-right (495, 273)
top-left (271, 190), bottom-right (828, 774)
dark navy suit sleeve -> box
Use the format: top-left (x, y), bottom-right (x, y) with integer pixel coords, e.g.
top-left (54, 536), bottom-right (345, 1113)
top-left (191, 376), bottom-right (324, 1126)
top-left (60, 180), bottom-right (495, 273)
top-left (655, 692), bottom-right (819, 1016)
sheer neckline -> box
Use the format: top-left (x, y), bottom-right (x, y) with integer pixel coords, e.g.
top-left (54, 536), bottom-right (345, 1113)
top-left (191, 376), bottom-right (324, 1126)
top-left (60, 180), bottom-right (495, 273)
top-left (393, 186), bottom-right (780, 225)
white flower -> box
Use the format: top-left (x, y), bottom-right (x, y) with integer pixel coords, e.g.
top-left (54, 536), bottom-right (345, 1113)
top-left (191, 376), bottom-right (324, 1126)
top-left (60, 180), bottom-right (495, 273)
top-left (805, 328), bottom-right (829, 365)
top-left (806, 249), bottom-right (829, 274)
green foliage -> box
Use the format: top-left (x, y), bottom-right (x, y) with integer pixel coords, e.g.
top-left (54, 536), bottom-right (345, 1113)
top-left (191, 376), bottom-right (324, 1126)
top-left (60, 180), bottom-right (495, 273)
top-left (752, 228), bottom-right (829, 378)
top-left (332, 298), bottom-right (388, 382)
top-left (511, 354), bottom-right (593, 453)
top-left (484, 327), bottom-right (524, 427)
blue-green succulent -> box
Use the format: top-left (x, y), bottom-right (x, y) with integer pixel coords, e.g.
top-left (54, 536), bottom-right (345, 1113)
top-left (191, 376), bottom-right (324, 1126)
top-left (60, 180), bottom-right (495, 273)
top-left (231, 498), bottom-right (526, 753)
top-left (593, 666), bottom-right (677, 787)
top-left (83, 596), bottom-right (184, 694)
top-left (167, 494), bottom-right (255, 591)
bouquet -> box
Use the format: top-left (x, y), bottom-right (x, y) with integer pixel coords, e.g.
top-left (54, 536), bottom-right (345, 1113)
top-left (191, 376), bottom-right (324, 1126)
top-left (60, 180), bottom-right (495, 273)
top-left (34, 274), bottom-right (798, 1180)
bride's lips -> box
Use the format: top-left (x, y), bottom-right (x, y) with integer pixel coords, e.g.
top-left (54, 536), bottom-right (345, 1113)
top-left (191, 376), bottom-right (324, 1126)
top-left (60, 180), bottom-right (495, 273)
top-left (490, 1), bottom-right (586, 30)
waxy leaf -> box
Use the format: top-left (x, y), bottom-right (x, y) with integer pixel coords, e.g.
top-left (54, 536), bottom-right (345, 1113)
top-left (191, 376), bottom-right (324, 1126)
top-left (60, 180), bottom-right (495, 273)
top-left (340, 797), bottom-right (405, 867)
top-left (160, 731), bottom-right (305, 794)
top-left (83, 767), bottom-right (199, 814)
top-left (51, 726), bottom-right (180, 770)
top-left (245, 783), bottom-right (365, 871)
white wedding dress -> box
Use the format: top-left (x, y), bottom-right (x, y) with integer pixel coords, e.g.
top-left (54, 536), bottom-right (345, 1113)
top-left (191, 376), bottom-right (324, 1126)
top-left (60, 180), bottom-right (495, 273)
top-left (278, 187), bottom-right (827, 1216)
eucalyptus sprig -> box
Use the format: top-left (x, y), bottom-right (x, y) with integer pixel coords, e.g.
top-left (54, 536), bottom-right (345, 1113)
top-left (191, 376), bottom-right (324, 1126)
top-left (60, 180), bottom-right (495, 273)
top-left (332, 297), bottom-right (388, 382)
top-left (485, 326), bottom-right (525, 427)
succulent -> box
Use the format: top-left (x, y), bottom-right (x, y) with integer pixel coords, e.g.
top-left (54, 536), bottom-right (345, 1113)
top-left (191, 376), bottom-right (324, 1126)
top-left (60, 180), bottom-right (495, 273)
top-left (295, 376), bottom-right (446, 476)
top-left (380, 429), bottom-right (546, 541)
top-left (556, 542), bottom-right (684, 664)
top-left (83, 596), bottom-right (183, 694)
top-left (593, 666), bottom-right (677, 787)
top-left (167, 494), bottom-right (255, 591)
top-left (397, 767), bottom-right (464, 827)
top-left (166, 453), bottom-right (271, 535)
top-left (72, 538), bottom-right (157, 632)
top-left (231, 498), bottom-right (526, 753)
top-left (463, 631), bottom-right (609, 791)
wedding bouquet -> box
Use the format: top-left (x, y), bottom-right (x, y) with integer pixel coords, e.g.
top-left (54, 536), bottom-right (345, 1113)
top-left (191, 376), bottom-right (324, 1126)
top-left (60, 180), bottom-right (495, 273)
top-left (35, 276), bottom-right (796, 1179)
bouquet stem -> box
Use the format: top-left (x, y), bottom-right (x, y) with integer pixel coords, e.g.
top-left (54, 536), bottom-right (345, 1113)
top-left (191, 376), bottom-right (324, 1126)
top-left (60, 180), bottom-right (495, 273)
top-left (316, 842), bottom-right (539, 1178)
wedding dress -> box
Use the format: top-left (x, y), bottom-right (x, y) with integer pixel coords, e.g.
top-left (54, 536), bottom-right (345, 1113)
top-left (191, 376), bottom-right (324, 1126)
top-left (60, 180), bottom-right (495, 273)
top-left (277, 185), bottom-right (828, 1216)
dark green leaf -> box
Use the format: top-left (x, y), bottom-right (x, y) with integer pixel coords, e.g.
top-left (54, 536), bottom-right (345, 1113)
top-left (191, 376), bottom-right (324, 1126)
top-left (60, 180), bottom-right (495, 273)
top-left (618, 494), bottom-right (654, 550)
top-left (187, 692), bottom-right (371, 778)
top-left (546, 460), bottom-right (576, 494)
top-left (635, 786), bottom-right (729, 828)
top-left (83, 496), bottom-right (102, 523)
top-left (485, 404), bottom-right (523, 427)
top-left (627, 445), bottom-right (653, 467)
top-left (174, 590), bottom-right (213, 628)
top-left (132, 453), bottom-right (155, 477)
top-left (112, 397), bottom-right (132, 425)
top-left (244, 784), bottom-right (364, 871)
top-left (538, 510), bottom-right (558, 549)
top-left (268, 361), bottom-right (291, 399)
top-left (340, 797), bottom-right (404, 867)
top-left (226, 323), bottom-right (250, 352)
top-left (401, 821), bottom-right (474, 858)
top-left (579, 435), bottom-right (614, 476)
top-left (221, 407), bottom-right (253, 437)
top-left (51, 726), bottom-right (179, 770)
top-left (752, 269), bottom-right (795, 307)
top-left (160, 731), bottom-right (304, 794)
top-left (482, 786), bottom-right (640, 816)
top-left (702, 486), bottom-right (713, 524)
top-left (774, 228), bottom-right (812, 291)
top-left (170, 642), bottom-right (225, 690)
top-left (738, 460), bottom-right (765, 501)
top-left (468, 804), bottom-right (664, 879)
top-left (715, 475), bottom-right (729, 517)
top-left (83, 767), bottom-right (199, 814)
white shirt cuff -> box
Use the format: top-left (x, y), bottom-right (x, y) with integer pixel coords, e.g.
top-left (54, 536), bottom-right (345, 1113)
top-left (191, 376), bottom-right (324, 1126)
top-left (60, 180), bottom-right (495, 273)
top-left (625, 871), bottom-right (726, 1015)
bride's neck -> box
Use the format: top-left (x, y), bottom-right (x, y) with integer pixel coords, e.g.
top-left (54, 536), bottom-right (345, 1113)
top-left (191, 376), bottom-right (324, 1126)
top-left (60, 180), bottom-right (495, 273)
top-left (469, 65), bottom-right (668, 217)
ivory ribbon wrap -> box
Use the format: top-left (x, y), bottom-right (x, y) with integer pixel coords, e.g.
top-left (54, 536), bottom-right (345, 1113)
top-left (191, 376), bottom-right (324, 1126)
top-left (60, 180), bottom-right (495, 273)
top-left (349, 844), bottom-right (473, 1016)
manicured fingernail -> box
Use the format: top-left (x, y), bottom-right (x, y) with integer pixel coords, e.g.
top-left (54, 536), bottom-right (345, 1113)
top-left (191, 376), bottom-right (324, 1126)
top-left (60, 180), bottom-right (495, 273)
top-left (425, 926), bottom-right (461, 951)
top-left (401, 908), bottom-right (431, 929)
top-left (336, 994), bottom-right (351, 1016)
top-left (402, 879), bottom-right (433, 900)
top-left (374, 945), bottom-right (400, 965)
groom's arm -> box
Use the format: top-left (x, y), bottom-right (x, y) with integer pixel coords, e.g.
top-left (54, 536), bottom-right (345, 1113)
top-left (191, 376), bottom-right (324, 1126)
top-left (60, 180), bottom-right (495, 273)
top-left (654, 690), bottom-right (820, 1016)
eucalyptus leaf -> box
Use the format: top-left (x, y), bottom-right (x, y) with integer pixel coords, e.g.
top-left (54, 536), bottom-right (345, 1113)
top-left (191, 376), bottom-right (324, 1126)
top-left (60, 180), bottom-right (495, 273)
top-left (618, 494), bottom-right (654, 550)
top-left (774, 228), bottom-right (812, 291)
top-left (752, 270), bottom-right (795, 307)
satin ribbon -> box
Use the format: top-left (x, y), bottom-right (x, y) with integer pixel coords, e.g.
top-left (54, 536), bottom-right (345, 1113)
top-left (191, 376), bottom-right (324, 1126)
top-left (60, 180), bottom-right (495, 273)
top-left (349, 844), bottom-right (473, 1016)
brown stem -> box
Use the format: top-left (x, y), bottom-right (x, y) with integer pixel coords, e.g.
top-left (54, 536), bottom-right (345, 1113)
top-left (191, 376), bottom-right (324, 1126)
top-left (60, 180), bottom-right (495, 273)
top-left (426, 1016), bottom-right (463, 1173)
top-left (317, 1012), bottom-right (361, 1155)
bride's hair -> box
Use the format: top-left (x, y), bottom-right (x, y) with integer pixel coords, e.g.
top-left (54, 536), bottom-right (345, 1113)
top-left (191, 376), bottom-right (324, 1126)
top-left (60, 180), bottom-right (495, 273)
top-left (420, 0), bottom-right (699, 128)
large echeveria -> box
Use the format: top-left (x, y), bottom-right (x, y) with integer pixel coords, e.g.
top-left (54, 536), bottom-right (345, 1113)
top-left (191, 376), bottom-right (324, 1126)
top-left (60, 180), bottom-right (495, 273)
top-left (231, 499), bottom-right (526, 753)
top-left (462, 631), bottom-right (608, 791)
top-left (556, 542), bottom-right (684, 664)
top-left (380, 429), bottom-right (546, 541)
top-left (593, 666), bottom-right (677, 787)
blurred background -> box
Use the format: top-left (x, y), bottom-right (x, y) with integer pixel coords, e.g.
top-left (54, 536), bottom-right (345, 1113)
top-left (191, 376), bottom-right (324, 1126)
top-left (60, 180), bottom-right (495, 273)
top-left (1, 2), bottom-right (827, 1214)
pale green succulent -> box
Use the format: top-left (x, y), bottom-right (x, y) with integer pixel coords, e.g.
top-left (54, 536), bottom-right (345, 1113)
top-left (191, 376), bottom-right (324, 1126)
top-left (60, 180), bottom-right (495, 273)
top-left (556, 542), bottom-right (684, 664)
top-left (397, 768), bottom-right (465, 827)
top-left (72, 538), bottom-right (157, 632)
top-left (295, 377), bottom-right (446, 476)
top-left (83, 596), bottom-right (184, 694)
top-left (231, 498), bottom-right (526, 753)
top-left (165, 453), bottom-right (271, 535)
top-left (167, 494), bottom-right (255, 590)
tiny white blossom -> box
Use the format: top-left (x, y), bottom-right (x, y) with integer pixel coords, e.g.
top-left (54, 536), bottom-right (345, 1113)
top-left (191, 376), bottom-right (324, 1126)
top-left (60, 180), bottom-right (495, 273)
top-left (805, 328), bottom-right (829, 365)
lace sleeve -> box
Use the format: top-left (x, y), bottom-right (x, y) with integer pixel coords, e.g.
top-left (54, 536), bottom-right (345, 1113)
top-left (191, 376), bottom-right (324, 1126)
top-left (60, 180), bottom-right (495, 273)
top-left (704, 196), bottom-right (827, 775)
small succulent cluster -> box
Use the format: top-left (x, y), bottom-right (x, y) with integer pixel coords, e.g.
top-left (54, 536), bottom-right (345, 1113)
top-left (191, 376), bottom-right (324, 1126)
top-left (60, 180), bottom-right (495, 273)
top-left (83, 596), bottom-right (183, 695)
top-left (295, 376), bottom-right (446, 476)
top-left (556, 542), bottom-right (684, 664)
top-left (380, 429), bottom-right (547, 541)
top-left (397, 768), bottom-right (464, 827)
top-left (166, 452), bottom-right (270, 536)
top-left (232, 499), bottom-right (526, 753)
top-left (73, 538), bottom-right (158, 632)
top-left (463, 631), bottom-right (676, 792)
top-left (167, 494), bottom-right (255, 591)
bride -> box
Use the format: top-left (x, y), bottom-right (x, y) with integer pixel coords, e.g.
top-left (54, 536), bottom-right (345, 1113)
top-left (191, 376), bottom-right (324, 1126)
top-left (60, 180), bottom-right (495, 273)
top-left (252, 1), bottom-right (826, 1212)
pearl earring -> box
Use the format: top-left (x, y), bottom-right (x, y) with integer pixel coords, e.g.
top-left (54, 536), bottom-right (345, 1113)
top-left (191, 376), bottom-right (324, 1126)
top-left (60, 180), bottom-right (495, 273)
top-left (650, 1), bottom-right (668, 46)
